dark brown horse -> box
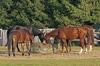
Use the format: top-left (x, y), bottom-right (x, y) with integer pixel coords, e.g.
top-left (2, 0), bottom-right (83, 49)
top-left (58, 26), bottom-right (91, 54)
top-left (8, 29), bottom-right (34, 56)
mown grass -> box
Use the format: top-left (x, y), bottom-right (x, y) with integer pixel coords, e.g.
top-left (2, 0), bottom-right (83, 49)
top-left (0, 58), bottom-right (100, 66)
top-left (0, 46), bottom-right (100, 66)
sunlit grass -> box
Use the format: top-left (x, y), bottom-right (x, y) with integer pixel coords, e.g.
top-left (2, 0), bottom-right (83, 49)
top-left (0, 58), bottom-right (100, 66)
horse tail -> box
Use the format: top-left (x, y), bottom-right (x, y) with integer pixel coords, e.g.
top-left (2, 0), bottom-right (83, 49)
top-left (8, 31), bottom-right (13, 56)
top-left (86, 29), bottom-right (91, 47)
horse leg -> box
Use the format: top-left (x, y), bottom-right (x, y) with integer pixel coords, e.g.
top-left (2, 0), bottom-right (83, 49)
top-left (61, 39), bottom-right (68, 53)
top-left (21, 43), bottom-right (24, 56)
top-left (26, 42), bottom-right (30, 56)
top-left (52, 43), bottom-right (55, 53)
top-left (12, 43), bottom-right (17, 56)
top-left (84, 39), bottom-right (88, 54)
top-left (79, 39), bottom-right (85, 54)
top-left (17, 43), bottom-right (20, 52)
top-left (68, 40), bottom-right (72, 52)
top-left (89, 40), bottom-right (92, 52)
top-left (89, 44), bottom-right (92, 52)
top-left (61, 43), bottom-right (64, 53)
top-left (8, 43), bottom-right (10, 56)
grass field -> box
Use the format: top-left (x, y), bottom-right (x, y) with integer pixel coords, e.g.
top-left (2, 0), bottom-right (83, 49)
top-left (0, 58), bottom-right (100, 66)
top-left (0, 46), bottom-right (100, 66)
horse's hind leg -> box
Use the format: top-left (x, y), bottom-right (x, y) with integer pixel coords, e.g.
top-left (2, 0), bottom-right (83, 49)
top-left (8, 43), bottom-right (10, 56)
top-left (61, 39), bottom-right (68, 54)
top-left (79, 39), bottom-right (85, 54)
top-left (84, 39), bottom-right (88, 54)
top-left (68, 40), bottom-right (71, 52)
top-left (12, 43), bottom-right (17, 56)
top-left (17, 43), bottom-right (20, 52)
top-left (21, 43), bottom-right (24, 56)
top-left (89, 40), bottom-right (92, 52)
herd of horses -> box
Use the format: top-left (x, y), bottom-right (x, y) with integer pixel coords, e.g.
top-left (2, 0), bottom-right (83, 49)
top-left (6, 25), bottom-right (99, 56)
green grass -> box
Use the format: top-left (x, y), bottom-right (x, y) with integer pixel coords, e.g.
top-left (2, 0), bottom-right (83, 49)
top-left (0, 58), bottom-right (100, 66)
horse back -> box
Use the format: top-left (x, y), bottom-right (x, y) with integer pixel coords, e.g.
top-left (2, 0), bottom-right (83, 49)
top-left (12, 30), bottom-right (30, 43)
top-left (58, 26), bottom-right (79, 40)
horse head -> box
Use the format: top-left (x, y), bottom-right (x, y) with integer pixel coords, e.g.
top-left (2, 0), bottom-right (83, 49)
top-left (39, 32), bottom-right (45, 43)
top-left (44, 33), bottom-right (51, 43)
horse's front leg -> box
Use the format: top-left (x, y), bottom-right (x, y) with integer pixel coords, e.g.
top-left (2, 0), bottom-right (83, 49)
top-left (79, 39), bottom-right (85, 54)
top-left (84, 39), bottom-right (88, 54)
top-left (61, 39), bottom-right (68, 54)
top-left (26, 42), bottom-right (30, 56)
top-left (61, 43), bottom-right (64, 53)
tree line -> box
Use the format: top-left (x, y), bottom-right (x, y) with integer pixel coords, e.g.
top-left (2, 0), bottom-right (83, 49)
top-left (0, 0), bottom-right (100, 29)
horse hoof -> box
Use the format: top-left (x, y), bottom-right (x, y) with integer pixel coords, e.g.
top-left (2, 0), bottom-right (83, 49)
top-left (28, 53), bottom-right (30, 56)
top-left (18, 50), bottom-right (20, 52)
top-left (78, 53), bottom-right (81, 55)
top-left (22, 53), bottom-right (24, 56)
top-left (8, 54), bottom-right (10, 56)
top-left (13, 54), bottom-right (15, 56)
top-left (84, 52), bottom-right (87, 54)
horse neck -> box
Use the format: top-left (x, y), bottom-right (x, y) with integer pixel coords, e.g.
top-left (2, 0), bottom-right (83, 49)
top-left (48, 30), bottom-right (58, 37)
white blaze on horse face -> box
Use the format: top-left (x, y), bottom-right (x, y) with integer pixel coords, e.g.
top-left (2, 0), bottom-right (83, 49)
top-left (89, 45), bottom-right (92, 52)
top-left (79, 48), bottom-right (83, 54)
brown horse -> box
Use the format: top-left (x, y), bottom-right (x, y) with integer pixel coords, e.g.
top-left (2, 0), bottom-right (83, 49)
top-left (58, 26), bottom-right (91, 54)
top-left (67, 25), bottom-right (94, 52)
top-left (44, 25), bottom-right (74, 43)
top-left (44, 25), bottom-right (74, 52)
top-left (8, 29), bottom-right (34, 56)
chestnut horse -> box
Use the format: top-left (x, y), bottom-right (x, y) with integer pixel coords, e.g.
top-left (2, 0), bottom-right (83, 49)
top-left (44, 25), bottom-right (74, 42)
top-left (8, 29), bottom-right (34, 56)
top-left (58, 26), bottom-right (91, 54)
top-left (44, 25), bottom-right (74, 53)
top-left (65, 25), bottom-right (94, 52)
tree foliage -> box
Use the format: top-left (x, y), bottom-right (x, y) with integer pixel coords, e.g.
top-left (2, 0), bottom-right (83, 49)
top-left (0, 0), bottom-right (100, 29)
